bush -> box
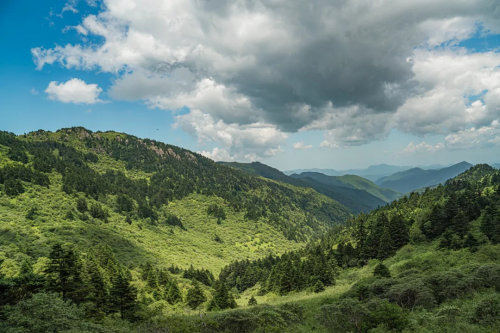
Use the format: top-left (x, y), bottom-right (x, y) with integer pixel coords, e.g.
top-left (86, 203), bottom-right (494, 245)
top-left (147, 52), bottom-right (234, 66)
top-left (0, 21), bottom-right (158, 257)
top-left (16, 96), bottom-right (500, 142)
top-left (318, 298), bottom-right (371, 333)
top-left (373, 263), bottom-right (391, 278)
top-left (471, 294), bottom-right (500, 327)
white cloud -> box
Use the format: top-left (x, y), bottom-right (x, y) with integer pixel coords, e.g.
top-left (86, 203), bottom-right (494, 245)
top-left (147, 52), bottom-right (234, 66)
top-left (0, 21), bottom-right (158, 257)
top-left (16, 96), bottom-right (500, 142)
top-left (199, 147), bottom-right (234, 162)
top-left (32, 0), bottom-right (500, 158)
top-left (400, 141), bottom-right (445, 154)
top-left (292, 141), bottom-right (312, 150)
top-left (45, 78), bottom-right (104, 104)
top-left (445, 122), bottom-right (500, 150)
top-left (174, 109), bottom-right (287, 161)
top-left (30, 88), bottom-right (39, 95)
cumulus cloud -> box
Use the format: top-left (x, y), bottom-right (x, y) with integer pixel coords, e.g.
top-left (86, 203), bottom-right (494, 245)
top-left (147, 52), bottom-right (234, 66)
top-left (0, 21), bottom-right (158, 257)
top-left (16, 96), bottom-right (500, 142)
top-left (45, 78), bottom-right (104, 104)
top-left (445, 122), bottom-right (500, 150)
top-left (32, 0), bottom-right (500, 158)
top-left (30, 88), bottom-right (39, 95)
top-left (174, 110), bottom-right (287, 161)
top-left (400, 141), bottom-right (445, 154)
top-left (292, 141), bottom-right (312, 150)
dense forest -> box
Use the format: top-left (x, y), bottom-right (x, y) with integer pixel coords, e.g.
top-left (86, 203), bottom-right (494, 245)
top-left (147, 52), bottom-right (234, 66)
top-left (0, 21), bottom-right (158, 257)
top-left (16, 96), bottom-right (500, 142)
top-left (1, 128), bottom-right (500, 332)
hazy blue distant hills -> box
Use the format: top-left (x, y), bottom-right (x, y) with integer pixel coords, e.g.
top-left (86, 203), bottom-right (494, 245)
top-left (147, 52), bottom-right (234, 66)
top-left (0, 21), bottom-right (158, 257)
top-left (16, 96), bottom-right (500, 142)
top-left (220, 162), bottom-right (388, 213)
top-left (375, 161), bottom-right (473, 193)
top-left (290, 172), bottom-right (401, 202)
top-left (285, 163), bottom-right (450, 182)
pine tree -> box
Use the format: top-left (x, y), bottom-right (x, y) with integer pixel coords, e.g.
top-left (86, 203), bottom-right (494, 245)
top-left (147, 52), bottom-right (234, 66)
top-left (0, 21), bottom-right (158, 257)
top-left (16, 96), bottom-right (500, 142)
top-left (166, 280), bottom-right (183, 305)
top-left (464, 233), bottom-right (479, 251)
top-left (85, 259), bottom-right (108, 318)
top-left (248, 295), bottom-right (257, 306)
top-left (186, 282), bottom-right (206, 309)
top-left (373, 263), bottom-right (391, 278)
top-left (388, 215), bottom-right (409, 249)
top-left (146, 268), bottom-right (158, 289)
top-left (452, 210), bottom-right (469, 237)
top-left (109, 271), bottom-right (137, 320)
top-left (377, 228), bottom-right (395, 260)
top-left (45, 244), bottom-right (85, 303)
top-left (207, 281), bottom-right (236, 311)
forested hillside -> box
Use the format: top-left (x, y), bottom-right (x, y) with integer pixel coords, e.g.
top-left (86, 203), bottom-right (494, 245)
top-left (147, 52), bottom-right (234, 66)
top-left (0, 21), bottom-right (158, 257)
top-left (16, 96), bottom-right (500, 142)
top-left (221, 161), bottom-right (388, 213)
top-left (290, 172), bottom-right (401, 202)
top-left (376, 161), bottom-right (473, 193)
top-left (2, 128), bottom-right (500, 333)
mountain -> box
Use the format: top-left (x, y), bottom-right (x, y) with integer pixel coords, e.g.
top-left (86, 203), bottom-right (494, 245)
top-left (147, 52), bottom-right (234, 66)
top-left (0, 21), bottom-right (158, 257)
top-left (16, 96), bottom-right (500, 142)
top-left (376, 161), bottom-right (473, 193)
top-left (285, 164), bottom-right (415, 182)
top-left (210, 163), bottom-right (500, 332)
top-left (283, 168), bottom-right (343, 176)
top-left (290, 172), bottom-right (401, 202)
top-left (0, 127), bottom-right (351, 273)
top-left (220, 161), bottom-right (388, 213)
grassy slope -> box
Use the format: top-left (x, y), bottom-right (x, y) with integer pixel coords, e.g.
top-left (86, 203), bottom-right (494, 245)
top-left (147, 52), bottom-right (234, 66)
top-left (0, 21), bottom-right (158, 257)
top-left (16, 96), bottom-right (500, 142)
top-left (0, 130), bottom-right (350, 273)
top-left (221, 162), bottom-right (387, 212)
top-left (337, 174), bottom-right (401, 202)
top-left (228, 241), bottom-right (500, 332)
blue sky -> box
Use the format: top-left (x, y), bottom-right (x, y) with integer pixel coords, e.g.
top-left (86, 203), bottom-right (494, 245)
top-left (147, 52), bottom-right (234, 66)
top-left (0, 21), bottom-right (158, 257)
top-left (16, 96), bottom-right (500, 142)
top-left (1, 0), bottom-right (500, 171)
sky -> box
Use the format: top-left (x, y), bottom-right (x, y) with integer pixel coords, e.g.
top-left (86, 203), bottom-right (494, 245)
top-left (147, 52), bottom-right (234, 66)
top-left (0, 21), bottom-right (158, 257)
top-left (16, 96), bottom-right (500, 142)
top-left (1, 0), bottom-right (500, 171)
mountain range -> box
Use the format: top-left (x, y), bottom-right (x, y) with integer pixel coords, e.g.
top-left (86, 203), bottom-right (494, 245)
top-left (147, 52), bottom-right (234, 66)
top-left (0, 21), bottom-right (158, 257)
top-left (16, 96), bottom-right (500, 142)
top-left (375, 161), bottom-right (473, 193)
top-left (284, 163), bottom-right (447, 182)
top-left (220, 161), bottom-right (400, 213)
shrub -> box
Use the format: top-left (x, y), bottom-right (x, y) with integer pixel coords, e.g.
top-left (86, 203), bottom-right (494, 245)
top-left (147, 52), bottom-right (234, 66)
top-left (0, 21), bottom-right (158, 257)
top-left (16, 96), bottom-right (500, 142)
top-left (373, 263), bottom-right (391, 278)
top-left (471, 294), bottom-right (500, 327)
top-left (318, 298), bottom-right (371, 333)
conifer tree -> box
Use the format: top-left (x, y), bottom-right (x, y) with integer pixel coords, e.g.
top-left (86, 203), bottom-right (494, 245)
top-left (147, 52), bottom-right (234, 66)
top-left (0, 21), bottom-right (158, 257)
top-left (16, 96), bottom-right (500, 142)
top-left (109, 271), bottom-right (137, 320)
top-left (166, 280), bottom-right (183, 305)
top-left (377, 228), bottom-right (395, 260)
top-left (45, 244), bottom-right (84, 303)
top-left (464, 233), bottom-right (479, 252)
top-left (388, 215), bottom-right (409, 249)
top-left (207, 281), bottom-right (236, 311)
top-left (452, 210), bottom-right (469, 237)
top-left (186, 282), bottom-right (206, 309)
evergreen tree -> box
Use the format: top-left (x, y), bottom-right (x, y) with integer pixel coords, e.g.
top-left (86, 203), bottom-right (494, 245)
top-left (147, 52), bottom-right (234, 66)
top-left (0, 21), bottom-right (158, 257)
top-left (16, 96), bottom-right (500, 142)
top-left (109, 271), bottom-right (137, 320)
top-left (207, 281), bottom-right (236, 311)
top-left (388, 215), bottom-right (409, 249)
top-left (452, 210), bottom-right (469, 237)
top-left (373, 263), bottom-right (391, 278)
top-left (186, 282), bottom-right (206, 309)
top-left (166, 280), bottom-right (183, 305)
top-left (377, 228), bottom-right (395, 260)
top-left (464, 233), bottom-right (479, 252)
top-left (76, 197), bottom-right (88, 213)
top-left (85, 259), bottom-right (108, 318)
top-left (146, 268), bottom-right (158, 289)
top-left (248, 295), bottom-right (257, 306)
top-left (45, 244), bottom-right (84, 303)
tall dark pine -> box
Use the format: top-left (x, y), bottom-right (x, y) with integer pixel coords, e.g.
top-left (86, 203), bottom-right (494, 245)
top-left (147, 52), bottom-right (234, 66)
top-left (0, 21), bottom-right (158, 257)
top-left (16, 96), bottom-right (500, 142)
top-left (186, 281), bottom-right (206, 310)
top-left (388, 215), bottom-right (409, 249)
top-left (451, 210), bottom-right (469, 237)
top-left (109, 272), bottom-right (137, 320)
top-left (207, 281), bottom-right (236, 311)
top-left (377, 228), bottom-right (395, 260)
top-left (45, 244), bottom-right (84, 303)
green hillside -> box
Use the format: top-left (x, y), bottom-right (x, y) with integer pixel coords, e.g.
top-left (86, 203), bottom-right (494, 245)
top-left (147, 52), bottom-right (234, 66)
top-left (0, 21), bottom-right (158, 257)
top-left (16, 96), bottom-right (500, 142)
top-left (376, 162), bottom-right (473, 193)
top-left (2, 128), bottom-right (500, 333)
top-left (221, 161), bottom-right (387, 213)
top-left (291, 172), bottom-right (401, 202)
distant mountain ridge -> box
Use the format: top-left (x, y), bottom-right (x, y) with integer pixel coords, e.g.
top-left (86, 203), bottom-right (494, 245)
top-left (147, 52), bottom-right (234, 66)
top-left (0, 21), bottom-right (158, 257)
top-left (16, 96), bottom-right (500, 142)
top-left (220, 162), bottom-right (398, 213)
top-left (375, 161), bottom-right (473, 193)
top-left (284, 164), bottom-right (446, 182)
top-left (290, 172), bottom-right (401, 202)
